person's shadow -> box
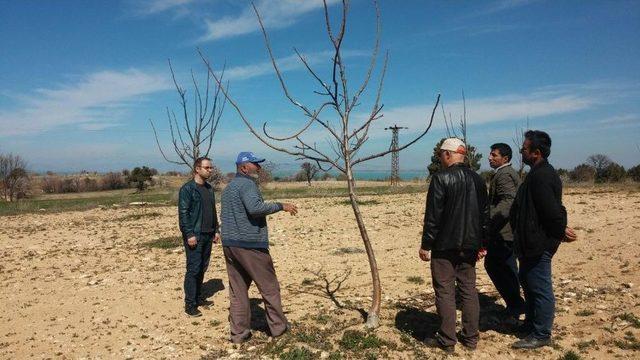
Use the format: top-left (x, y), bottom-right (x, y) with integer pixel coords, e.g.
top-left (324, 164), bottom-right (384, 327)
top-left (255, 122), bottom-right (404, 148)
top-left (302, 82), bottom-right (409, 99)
top-left (201, 279), bottom-right (225, 300)
top-left (394, 305), bottom-right (440, 341)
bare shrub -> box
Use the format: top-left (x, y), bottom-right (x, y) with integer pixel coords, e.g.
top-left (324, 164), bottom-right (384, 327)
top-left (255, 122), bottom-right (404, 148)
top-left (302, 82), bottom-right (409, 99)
top-left (100, 172), bottom-right (127, 190)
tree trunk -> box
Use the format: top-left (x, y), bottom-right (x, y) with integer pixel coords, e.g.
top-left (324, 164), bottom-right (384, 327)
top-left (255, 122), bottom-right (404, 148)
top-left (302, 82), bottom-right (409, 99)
top-left (346, 164), bottom-right (381, 328)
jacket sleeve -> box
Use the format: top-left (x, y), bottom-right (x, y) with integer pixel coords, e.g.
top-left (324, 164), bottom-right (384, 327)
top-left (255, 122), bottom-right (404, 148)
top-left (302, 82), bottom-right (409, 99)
top-left (530, 174), bottom-right (566, 239)
top-left (212, 190), bottom-right (220, 233)
top-left (476, 176), bottom-right (490, 246)
top-left (178, 186), bottom-right (195, 239)
top-left (421, 175), bottom-right (444, 250)
top-left (489, 171), bottom-right (517, 237)
top-left (240, 182), bottom-right (283, 217)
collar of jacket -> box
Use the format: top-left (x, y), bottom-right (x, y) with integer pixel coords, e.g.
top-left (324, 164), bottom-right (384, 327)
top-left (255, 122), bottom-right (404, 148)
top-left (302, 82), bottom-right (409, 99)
top-left (530, 159), bottom-right (549, 172)
top-left (235, 172), bottom-right (257, 182)
top-left (186, 178), bottom-right (212, 189)
top-left (448, 162), bottom-right (467, 168)
top-left (495, 162), bottom-right (512, 171)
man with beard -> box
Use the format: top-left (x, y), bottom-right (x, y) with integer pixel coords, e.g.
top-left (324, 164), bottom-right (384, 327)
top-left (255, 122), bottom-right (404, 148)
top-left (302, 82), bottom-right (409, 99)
top-left (510, 130), bottom-right (577, 349)
top-left (178, 157), bottom-right (221, 317)
top-left (221, 152), bottom-right (298, 343)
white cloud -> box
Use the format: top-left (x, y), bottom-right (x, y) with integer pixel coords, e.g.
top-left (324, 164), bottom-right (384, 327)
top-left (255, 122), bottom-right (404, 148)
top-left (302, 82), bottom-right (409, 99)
top-left (467, 0), bottom-right (541, 17)
top-left (352, 84), bottom-right (608, 141)
top-left (128, 0), bottom-right (197, 16)
top-left (0, 69), bottom-right (171, 136)
top-left (198, 0), bottom-right (340, 42)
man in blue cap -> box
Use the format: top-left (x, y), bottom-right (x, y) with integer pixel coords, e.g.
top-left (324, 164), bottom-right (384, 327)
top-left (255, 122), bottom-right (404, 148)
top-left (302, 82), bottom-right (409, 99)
top-left (221, 152), bottom-right (298, 343)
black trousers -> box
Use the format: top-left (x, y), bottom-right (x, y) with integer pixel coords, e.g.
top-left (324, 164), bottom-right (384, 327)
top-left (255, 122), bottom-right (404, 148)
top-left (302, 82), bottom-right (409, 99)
top-left (484, 239), bottom-right (525, 316)
top-left (184, 233), bottom-right (213, 307)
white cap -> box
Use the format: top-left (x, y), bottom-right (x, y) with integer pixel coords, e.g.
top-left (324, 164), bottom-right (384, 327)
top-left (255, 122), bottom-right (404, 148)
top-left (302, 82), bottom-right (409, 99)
top-left (440, 138), bottom-right (467, 155)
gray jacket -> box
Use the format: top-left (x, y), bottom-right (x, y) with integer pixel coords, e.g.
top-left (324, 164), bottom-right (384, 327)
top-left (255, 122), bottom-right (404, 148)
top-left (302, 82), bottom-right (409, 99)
top-left (220, 173), bottom-right (283, 248)
top-left (489, 164), bottom-right (520, 242)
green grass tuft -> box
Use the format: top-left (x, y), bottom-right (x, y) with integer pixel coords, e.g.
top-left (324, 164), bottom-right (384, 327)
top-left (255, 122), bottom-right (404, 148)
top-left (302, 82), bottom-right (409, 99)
top-left (406, 276), bottom-right (424, 285)
top-left (558, 350), bottom-right (582, 360)
top-left (279, 347), bottom-right (317, 360)
top-left (575, 309), bottom-right (594, 317)
top-left (144, 236), bottom-right (182, 249)
top-left (339, 330), bottom-right (385, 351)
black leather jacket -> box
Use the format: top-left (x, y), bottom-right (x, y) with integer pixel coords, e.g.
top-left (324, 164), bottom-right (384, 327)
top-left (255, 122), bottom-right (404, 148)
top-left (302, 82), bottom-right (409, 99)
top-left (178, 179), bottom-right (219, 240)
top-left (421, 163), bottom-right (489, 252)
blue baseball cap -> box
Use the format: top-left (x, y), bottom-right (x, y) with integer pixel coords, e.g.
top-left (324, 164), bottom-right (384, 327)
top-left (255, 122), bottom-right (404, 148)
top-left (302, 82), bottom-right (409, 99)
top-left (235, 151), bottom-right (266, 165)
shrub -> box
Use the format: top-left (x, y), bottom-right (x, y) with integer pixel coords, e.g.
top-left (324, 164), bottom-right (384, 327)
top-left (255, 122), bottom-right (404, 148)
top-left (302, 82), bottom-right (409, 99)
top-left (101, 172), bottom-right (127, 190)
top-left (628, 165), bottom-right (640, 182)
top-left (569, 164), bottom-right (596, 182)
top-left (602, 163), bottom-right (626, 182)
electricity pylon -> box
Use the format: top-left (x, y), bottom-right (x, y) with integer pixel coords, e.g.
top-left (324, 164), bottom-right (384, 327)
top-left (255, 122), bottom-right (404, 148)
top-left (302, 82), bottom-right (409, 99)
top-left (384, 125), bottom-right (408, 186)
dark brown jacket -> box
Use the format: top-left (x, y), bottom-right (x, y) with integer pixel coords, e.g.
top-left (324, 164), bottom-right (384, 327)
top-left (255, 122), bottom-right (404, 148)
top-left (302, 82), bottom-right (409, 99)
top-left (489, 164), bottom-right (520, 242)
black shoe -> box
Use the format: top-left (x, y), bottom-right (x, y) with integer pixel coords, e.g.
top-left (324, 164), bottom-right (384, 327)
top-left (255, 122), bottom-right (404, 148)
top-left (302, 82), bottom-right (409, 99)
top-left (455, 332), bottom-right (477, 350)
top-left (423, 337), bottom-right (455, 354)
top-left (197, 299), bottom-right (214, 309)
top-left (511, 335), bottom-right (551, 349)
top-left (185, 306), bottom-right (202, 317)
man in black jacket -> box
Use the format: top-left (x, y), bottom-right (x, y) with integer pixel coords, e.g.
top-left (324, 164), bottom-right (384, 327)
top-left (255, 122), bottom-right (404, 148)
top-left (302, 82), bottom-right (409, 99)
top-left (486, 143), bottom-right (525, 322)
top-left (179, 157), bottom-right (221, 317)
top-left (510, 131), bottom-right (576, 349)
top-left (420, 138), bottom-right (489, 353)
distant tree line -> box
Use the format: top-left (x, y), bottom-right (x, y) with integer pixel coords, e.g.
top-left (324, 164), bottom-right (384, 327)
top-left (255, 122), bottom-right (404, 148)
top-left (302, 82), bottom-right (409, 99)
top-left (558, 154), bottom-right (639, 183)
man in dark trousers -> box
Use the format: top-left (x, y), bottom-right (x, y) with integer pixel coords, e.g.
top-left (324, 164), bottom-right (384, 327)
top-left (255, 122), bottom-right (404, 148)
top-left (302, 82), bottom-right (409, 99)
top-left (510, 130), bottom-right (577, 349)
top-left (221, 152), bottom-right (298, 344)
top-left (420, 138), bottom-right (489, 353)
top-left (485, 143), bottom-right (525, 323)
top-left (178, 157), bottom-right (221, 317)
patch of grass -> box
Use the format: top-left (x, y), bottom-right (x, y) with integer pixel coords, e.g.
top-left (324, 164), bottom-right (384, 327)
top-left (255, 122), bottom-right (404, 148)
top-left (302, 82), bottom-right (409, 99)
top-left (279, 347), bottom-right (318, 360)
top-left (576, 309), bottom-right (595, 317)
top-left (558, 350), bottom-right (582, 360)
top-left (332, 247), bottom-right (365, 255)
top-left (618, 313), bottom-right (640, 328)
top-left (614, 331), bottom-right (640, 350)
top-left (339, 330), bottom-right (385, 351)
top-left (301, 278), bottom-right (315, 286)
top-left (406, 276), bottom-right (424, 285)
top-left (117, 211), bottom-right (162, 221)
top-left (144, 236), bottom-right (182, 249)
top-left (209, 319), bottom-right (221, 327)
top-left (575, 339), bottom-right (596, 351)
top-left (0, 189), bottom-right (173, 216)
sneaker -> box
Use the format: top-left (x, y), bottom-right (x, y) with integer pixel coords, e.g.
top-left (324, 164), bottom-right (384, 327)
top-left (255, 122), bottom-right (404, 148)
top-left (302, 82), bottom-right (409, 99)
top-left (185, 306), bottom-right (202, 317)
top-left (423, 337), bottom-right (455, 354)
top-left (511, 335), bottom-right (551, 349)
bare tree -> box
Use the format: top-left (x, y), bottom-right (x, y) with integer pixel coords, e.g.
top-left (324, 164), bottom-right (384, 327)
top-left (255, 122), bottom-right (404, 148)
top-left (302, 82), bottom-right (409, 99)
top-left (198, 0), bottom-right (440, 327)
top-left (150, 60), bottom-right (227, 173)
top-left (0, 153), bottom-right (29, 201)
top-left (301, 162), bottom-right (319, 186)
top-left (512, 117), bottom-right (530, 179)
top-left (587, 154), bottom-right (613, 180)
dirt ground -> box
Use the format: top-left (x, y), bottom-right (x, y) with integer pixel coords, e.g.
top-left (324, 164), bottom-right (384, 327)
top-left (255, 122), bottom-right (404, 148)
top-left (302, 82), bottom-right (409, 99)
top-left (1, 184), bottom-right (639, 359)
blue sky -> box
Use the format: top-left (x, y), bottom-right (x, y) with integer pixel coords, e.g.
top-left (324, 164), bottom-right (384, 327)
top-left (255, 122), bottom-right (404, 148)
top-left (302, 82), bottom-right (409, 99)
top-left (1, 0), bottom-right (639, 175)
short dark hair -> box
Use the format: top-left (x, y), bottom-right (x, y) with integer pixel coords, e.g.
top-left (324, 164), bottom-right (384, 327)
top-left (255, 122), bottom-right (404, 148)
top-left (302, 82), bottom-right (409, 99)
top-left (490, 143), bottom-right (513, 162)
top-left (193, 157), bottom-right (212, 170)
top-left (524, 130), bottom-right (551, 159)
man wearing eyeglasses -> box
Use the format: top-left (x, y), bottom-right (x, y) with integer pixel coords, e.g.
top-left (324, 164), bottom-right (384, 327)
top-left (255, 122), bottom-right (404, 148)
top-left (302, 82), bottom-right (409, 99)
top-left (178, 156), bottom-right (221, 317)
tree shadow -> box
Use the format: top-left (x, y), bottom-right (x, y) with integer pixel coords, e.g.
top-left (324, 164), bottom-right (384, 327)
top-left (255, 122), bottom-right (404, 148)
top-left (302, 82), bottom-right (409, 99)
top-left (288, 266), bottom-right (368, 322)
top-left (201, 278), bottom-right (225, 300)
top-left (394, 305), bottom-right (440, 341)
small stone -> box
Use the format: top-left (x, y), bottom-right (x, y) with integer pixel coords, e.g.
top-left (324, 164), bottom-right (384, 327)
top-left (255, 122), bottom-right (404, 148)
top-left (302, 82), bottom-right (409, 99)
top-left (623, 283), bottom-right (633, 288)
top-left (320, 351), bottom-right (330, 359)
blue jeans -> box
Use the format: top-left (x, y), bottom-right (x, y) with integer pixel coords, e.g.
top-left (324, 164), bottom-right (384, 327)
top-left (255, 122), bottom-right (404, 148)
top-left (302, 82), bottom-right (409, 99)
top-left (485, 240), bottom-right (525, 316)
top-left (518, 251), bottom-right (555, 340)
top-left (184, 234), bottom-right (213, 307)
